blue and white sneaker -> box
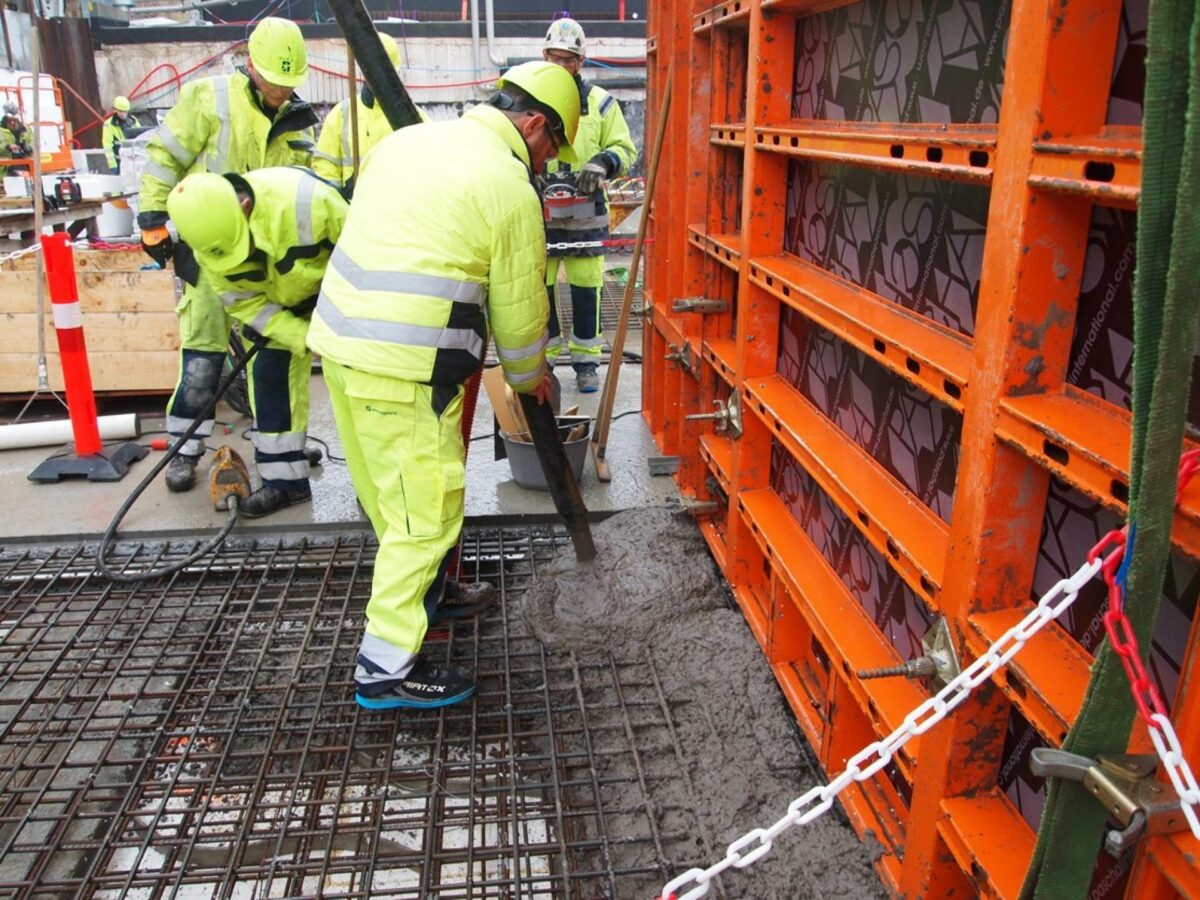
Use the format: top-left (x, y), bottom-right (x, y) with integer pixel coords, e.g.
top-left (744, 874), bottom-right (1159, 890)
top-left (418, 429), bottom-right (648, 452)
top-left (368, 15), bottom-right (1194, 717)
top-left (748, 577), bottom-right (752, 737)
top-left (355, 658), bottom-right (476, 710)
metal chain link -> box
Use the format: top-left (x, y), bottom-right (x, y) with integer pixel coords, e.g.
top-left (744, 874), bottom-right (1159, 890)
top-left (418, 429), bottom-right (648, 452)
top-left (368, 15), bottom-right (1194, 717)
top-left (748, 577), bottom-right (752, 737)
top-left (658, 557), bottom-right (1104, 900)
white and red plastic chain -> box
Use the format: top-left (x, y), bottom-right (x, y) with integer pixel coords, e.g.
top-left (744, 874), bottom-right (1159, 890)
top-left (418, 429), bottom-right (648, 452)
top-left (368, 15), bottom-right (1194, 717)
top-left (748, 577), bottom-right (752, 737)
top-left (1087, 446), bottom-right (1200, 838)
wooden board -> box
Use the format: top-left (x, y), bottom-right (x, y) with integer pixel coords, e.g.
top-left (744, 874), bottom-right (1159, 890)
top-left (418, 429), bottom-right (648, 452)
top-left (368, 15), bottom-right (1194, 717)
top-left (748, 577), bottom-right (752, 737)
top-left (0, 249), bottom-right (180, 394)
top-left (0, 351), bottom-right (178, 394)
top-left (482, 365), bottom-right (524, 437)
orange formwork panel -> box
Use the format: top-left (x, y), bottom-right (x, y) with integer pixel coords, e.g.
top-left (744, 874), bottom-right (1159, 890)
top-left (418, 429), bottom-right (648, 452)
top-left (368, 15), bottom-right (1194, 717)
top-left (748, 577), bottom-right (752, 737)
top-left (645, 0), bottom-right (1200, 896)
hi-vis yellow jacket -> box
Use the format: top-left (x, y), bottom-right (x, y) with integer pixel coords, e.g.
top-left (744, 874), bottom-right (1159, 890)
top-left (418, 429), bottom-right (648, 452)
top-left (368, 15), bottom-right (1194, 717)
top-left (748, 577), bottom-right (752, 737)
top-left (308, 104), bottom-right (548, 392)
top-left (313, 90), bottom-right (427, 191)
top-left (137, 69), bottom-right (318, 228)
top-left (206, 167), bottom-right (347, 356)
top-left (101, 112), bottom-right (140, 170)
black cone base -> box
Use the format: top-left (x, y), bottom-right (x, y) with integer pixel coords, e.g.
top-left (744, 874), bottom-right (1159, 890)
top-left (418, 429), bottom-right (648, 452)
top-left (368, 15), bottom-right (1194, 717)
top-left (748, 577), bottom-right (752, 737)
top-left (28, 441), bottom-right (149, 483)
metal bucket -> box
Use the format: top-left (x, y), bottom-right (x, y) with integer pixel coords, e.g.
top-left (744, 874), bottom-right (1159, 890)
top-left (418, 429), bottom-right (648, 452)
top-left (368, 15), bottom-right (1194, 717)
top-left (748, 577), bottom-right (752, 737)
top-left (500, 417), bottom-right (591, 490)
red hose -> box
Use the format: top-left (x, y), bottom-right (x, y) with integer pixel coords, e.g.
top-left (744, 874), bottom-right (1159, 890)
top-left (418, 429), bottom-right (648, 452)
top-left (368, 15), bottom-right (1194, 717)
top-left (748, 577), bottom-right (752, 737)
top-left (448, 365), bottom-right (484, 582)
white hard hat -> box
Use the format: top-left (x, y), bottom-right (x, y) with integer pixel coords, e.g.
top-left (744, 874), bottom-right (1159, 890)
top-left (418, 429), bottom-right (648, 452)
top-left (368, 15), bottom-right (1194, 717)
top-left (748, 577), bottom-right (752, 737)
top-left (543, 17), bottom-right (586, 57)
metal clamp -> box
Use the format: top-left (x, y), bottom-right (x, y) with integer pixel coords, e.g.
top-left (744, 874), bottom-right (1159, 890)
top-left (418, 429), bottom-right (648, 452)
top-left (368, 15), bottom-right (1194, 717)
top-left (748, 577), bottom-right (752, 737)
top-left (1030, 749), bottom-right (1187, 855)
top-left (684, 392), bottom-right (743, 439)
top-left (672, 296), bottom-right (729, 314)
top-left (664, 342), bottom-right (697, 372)
top-left (856, 617), bottom-right (961, 692)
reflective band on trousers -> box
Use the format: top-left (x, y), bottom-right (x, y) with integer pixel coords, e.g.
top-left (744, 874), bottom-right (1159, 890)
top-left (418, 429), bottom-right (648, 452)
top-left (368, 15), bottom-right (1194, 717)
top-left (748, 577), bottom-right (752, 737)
top-left (315, 292), bottom-right (485, 360)
top-left (258, 459), bottom-right (308, 481)
top-left (254, 431), bottom-right (307, 453)
top-left (328, 246), bottom-right (487, 306)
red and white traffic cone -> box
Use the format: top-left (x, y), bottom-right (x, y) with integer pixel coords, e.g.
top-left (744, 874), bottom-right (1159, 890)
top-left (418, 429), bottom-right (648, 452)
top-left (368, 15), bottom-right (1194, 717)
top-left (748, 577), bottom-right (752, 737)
top-left (28, 233), bottom-right (148, 482)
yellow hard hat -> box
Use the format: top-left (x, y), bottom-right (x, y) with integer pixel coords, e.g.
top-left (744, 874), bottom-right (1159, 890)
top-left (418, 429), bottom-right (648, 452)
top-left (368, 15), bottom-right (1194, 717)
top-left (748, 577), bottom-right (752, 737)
top-left (497, 60), bottom-right (581, 156)
top-left (248, 17), bottom-right (308, 88)
top-left (543, 17), bottom-right (586, 57)
top-left (113, 95), bottom-right (131, 112)
top-left (166, 173), bottom-right (249, 274)
top-left (380, 33), bottom-right (401, 68)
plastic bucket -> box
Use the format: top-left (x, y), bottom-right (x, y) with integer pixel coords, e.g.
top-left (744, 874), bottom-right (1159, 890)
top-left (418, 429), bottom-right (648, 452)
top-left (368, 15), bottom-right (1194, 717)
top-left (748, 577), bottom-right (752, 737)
top-left (501, 417), bottom-right (591, 490)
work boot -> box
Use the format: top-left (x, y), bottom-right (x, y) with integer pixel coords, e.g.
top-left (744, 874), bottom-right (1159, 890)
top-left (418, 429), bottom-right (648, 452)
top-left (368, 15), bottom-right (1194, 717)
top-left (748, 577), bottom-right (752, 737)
top-left (433, 580), bottom-right (498, 624)
top-left (576, 366), bottom-right (599, 393)
top-left (239, 484), bottom-right (312, 518)
top-left (355, 657), bottom-right (476, 710)
top-left (165, 453), bottom-right (200, 493)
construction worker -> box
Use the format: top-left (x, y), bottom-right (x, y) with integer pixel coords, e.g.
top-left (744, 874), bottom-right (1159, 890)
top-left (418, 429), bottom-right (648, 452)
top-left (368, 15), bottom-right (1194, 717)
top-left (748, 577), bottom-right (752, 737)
top-left (165, 168), bottom-right (346, 514)
top-left (100, 95), bottom-right (140, 173)
top-left (539, 17), bottom-right (637, 392)
top-left (313, 33), bottom-right (427, 196)
top-left (137, 16), bottom-right (319, 496)
top-left (0, 102), bottom-right (31, 158)
top-left (308, 60), bottom-right (580, 710)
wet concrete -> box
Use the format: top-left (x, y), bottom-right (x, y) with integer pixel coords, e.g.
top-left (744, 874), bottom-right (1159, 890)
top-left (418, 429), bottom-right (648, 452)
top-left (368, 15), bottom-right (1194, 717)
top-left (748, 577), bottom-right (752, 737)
top-left (519, 508), bottom-right (886, 899)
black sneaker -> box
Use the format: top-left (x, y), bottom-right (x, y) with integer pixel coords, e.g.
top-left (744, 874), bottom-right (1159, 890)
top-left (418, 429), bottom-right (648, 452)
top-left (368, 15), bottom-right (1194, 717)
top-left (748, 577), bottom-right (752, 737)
top-left (355, 658), bottom-right (476, 710)
top-left (165, 454), bottom-right (200, 493)
top-left (240, 485), bottom-right (312, 518)
top-left (432, 580), bottom-right (498, 624)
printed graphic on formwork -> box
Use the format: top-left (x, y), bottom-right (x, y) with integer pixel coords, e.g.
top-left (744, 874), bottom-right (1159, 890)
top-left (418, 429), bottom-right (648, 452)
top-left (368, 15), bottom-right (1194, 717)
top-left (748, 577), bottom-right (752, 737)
top-left (784, 161), bottom-right (989, 336)
top-left (790, 0), bottom-right (1010, 123)
top-left (1068, 206), bottom-right (1200, 429)
top-left (778, 310), bottom-right (962, 521)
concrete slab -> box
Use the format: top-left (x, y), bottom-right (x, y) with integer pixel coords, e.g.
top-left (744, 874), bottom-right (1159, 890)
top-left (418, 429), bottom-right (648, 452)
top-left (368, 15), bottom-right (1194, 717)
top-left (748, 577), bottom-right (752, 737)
top-left (0, 362), bottom-right (678, 544)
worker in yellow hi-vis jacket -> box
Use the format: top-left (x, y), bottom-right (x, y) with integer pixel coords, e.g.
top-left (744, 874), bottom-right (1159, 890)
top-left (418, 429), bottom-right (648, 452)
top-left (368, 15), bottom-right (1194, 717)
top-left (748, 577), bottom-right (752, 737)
top-left (313, 33), bottom-right (428, 196)
top-left (166, 167), bottom-right (347, 516)
top-left (101, 95), bottom-right (141, 172)
top-left (308, 61), bottom-right (581, 711)
top-left (137, 17), bottom-right (319, 495)
top-left (539, 17), bottom-right (637, 393)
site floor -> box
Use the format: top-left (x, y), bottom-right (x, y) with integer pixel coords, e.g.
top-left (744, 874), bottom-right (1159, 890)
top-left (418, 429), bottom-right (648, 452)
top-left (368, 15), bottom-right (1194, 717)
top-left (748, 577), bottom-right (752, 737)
top-left (0, 360), bottom-right (676, 544)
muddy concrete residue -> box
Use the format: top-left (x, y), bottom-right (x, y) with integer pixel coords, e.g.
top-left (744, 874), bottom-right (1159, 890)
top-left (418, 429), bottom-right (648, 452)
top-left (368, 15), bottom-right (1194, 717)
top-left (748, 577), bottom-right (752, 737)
top-left (519, 508), bottom-right (886, 899)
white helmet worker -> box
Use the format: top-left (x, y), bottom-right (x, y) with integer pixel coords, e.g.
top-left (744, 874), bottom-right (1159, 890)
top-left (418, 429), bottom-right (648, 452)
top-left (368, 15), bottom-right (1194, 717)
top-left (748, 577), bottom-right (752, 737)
top-left (543, 17), bottom-right (586, 58)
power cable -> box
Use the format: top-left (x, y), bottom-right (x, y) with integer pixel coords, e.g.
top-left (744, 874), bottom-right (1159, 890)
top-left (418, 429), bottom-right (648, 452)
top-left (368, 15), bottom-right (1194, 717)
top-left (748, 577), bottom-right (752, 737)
top-left (95, 345), bottom-right (259, 583)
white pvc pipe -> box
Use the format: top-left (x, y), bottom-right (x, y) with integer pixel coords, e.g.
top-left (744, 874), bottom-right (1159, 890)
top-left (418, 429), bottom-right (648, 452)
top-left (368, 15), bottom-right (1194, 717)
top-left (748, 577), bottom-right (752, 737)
top-left (0, 413), bottom-right (141, 450)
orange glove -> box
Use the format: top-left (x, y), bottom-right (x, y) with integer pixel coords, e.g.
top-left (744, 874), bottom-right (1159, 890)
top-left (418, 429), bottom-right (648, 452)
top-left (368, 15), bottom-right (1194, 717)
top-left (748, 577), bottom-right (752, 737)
top-left (140, 225), bottom-right (173, 268)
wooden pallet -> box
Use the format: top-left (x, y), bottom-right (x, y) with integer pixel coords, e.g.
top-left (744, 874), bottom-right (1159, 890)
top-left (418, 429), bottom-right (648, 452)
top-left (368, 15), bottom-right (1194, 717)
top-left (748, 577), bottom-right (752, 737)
top-left (0, 248), bottom-right (179, 395)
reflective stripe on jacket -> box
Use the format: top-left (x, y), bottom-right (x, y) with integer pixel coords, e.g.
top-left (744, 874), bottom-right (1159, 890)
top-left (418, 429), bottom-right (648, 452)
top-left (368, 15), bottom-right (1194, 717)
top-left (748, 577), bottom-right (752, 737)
top-left (101, 113), bottom-right (140, 169)
top-left (308, 104), bottom-right (548, 392)
top-left (313, 91), bottom-right (427, 189)
top-left (545, 82), bottom-right (637, 257)
top-left (206, 167), bottom-right (348, 356)
top-left (138, 70), bottom-right (318, 221)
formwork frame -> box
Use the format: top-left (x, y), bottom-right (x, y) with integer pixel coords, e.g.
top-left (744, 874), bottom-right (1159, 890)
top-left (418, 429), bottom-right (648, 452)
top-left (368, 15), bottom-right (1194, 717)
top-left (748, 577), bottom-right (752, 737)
top-left (643, 0), bottom-right (1200, 896)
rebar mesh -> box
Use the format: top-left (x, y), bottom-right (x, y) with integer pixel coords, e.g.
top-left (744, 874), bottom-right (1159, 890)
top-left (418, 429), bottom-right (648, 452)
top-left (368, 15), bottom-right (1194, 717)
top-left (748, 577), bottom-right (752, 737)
top-left (0, 528), bottom-right (682, 899)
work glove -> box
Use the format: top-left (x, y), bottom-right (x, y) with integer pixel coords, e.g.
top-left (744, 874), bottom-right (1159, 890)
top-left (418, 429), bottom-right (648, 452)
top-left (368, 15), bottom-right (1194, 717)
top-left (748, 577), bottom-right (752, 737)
top-left (140, 225), bottom-right (173, 269)
top-left (574, 156), bottom-right (609, 196)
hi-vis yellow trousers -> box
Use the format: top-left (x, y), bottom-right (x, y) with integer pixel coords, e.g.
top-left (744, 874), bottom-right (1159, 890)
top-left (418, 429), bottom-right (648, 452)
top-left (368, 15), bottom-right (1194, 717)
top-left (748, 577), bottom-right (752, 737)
top-left (321, 359), bottom-right (466, 685)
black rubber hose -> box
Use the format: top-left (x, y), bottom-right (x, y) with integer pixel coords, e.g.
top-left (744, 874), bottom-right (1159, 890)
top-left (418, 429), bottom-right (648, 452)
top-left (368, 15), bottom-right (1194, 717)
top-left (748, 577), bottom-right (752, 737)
top-left (95, 344), bottom-right (259, 583)
top-left (323, 0), bottom-right (423, 130)
top-left (517, 392), bottom-right (597, 561)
